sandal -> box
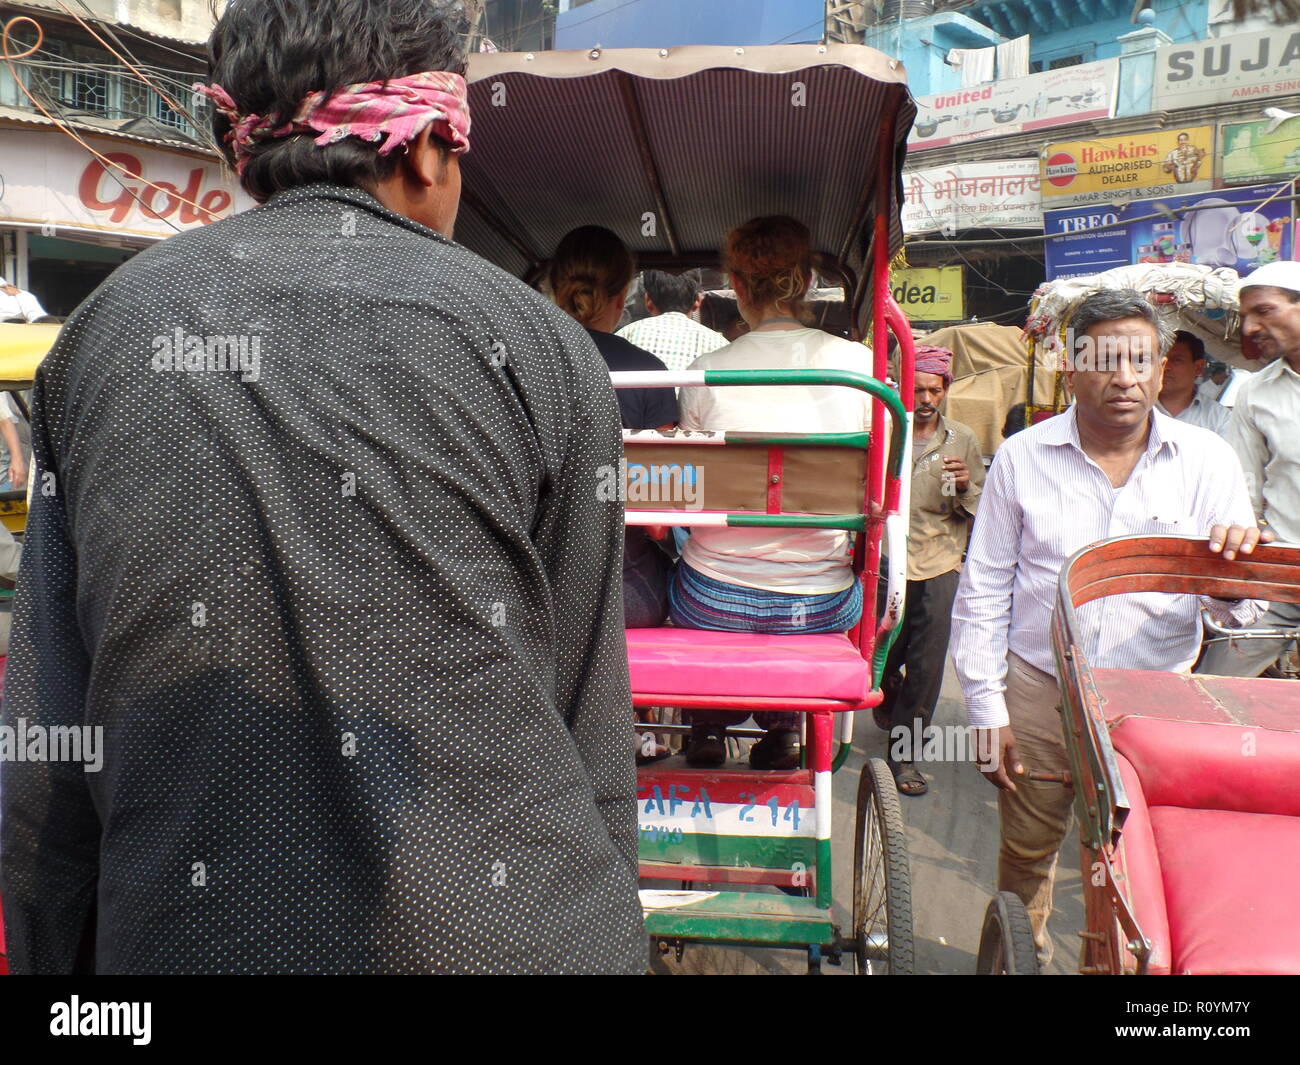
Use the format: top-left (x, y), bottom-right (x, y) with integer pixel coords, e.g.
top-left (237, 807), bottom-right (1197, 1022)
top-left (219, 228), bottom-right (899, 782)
top-left (685, 725), bottom-right (727, 768)
top-left (891, 760), bottom-right (928, 797)
top-left (749, 728), bottom-right (801, 771)
top-left (634, 731), bottom-right (671, 766)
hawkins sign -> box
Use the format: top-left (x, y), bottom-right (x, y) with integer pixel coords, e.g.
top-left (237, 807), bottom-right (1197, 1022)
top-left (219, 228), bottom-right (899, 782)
top-left (1153, 29), bottom-right (1300, 112)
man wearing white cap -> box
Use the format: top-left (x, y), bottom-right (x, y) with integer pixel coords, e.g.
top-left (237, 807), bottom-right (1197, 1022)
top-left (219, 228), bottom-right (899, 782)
top-left (1200, 260), bottom-right (1300, 676)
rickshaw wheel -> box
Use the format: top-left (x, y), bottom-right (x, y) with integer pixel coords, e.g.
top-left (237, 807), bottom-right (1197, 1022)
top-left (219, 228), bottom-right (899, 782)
top-left (975, 891), bottom-right (1039, 975)
top-left (851, 758), bottom-right (914, 974)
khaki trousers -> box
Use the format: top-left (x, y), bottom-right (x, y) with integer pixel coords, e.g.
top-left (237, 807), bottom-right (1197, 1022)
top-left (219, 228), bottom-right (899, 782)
top-left (997, 652), bottom-right (1073, 968)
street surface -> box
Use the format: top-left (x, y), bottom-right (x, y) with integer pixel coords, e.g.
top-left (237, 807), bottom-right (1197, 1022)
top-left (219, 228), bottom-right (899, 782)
top-left (650, 658), bottom-right (1085, 975)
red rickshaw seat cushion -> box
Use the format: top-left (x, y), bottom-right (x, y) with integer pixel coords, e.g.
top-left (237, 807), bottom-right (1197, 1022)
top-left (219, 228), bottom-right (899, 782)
top-left (625, 628), bottom-right (870, 702)
top-left (1110, 714), bottom-right (1300, 974)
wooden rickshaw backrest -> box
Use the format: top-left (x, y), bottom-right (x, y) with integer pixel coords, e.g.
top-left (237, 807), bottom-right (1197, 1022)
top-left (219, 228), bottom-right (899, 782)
top-left (621, 437), bottom-right (867, 516)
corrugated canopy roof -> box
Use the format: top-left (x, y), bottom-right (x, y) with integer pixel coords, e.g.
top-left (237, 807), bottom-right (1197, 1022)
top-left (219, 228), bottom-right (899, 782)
top-left (458, 44), bottom-right (915, 314)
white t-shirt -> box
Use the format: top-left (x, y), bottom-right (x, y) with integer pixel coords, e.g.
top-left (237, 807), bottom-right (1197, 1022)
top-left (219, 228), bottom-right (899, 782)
top-left (0, 286), bottom-right (45, 323)
top-left (678, 327), bottom-right (875, 595)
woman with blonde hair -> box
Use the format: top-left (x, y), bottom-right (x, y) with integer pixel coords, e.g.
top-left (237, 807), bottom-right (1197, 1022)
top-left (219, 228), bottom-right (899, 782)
top-left (549, 225), bottom-right (677, 629)
top-left (674, 215), bottom-right (875, 769)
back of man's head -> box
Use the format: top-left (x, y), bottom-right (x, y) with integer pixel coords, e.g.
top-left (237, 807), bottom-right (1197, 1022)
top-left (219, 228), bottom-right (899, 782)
top-left (642, 270), bottom-right (700, 315)
top-left (207, 0), bottom-right (467, 202)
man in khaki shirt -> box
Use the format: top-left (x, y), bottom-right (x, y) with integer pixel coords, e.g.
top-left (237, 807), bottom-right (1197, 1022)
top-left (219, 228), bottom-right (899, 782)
top-left (878, 347), bottom-right (984, 795)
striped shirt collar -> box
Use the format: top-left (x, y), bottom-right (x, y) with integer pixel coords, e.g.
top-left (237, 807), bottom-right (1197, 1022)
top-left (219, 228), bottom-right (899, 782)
top-left (1037, 404), bottom-right (1178, 460)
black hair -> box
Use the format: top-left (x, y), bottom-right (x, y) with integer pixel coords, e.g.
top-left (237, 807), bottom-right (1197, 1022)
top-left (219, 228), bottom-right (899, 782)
top-left (1171, 329), bottom-right (1206, 363)
top-left (1207, 360), bottom-right (1228, 376)
top-left (642, 269), bottom-right (700, 314)
top-left (1002, 402), bottom-right (1027, 440)
top-left (207, 0), bottom-right (467, 202)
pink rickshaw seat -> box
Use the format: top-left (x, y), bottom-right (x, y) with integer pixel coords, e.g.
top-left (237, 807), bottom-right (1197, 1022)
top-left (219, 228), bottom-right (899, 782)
top-left (625, 627), bottom-right (870, 703)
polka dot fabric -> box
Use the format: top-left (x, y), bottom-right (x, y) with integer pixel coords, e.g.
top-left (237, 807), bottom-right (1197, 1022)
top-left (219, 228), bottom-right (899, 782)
top-left (0, 184), bottom-right (646, 974)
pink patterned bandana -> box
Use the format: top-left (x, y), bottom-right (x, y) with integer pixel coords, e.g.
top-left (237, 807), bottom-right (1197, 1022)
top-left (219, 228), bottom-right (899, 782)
top-left (195, 70), bottom-right (471, 176)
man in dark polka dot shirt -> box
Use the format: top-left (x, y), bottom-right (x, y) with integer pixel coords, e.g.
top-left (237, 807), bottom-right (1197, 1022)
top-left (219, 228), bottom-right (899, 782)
top-left (0, 0), bottom-right (645, 974)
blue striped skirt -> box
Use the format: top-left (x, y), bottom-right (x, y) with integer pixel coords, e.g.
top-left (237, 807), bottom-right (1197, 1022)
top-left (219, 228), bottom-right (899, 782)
top-left (668, 562), bottom-right (863, 635)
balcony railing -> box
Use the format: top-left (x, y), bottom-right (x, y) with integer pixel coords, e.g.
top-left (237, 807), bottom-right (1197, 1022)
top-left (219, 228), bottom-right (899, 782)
top-left (1, 47), bottom-right (212, 146)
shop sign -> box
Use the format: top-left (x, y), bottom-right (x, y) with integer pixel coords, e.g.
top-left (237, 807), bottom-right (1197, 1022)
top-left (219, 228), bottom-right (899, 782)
top-left (1220, 118), bottom-right (1300, 186)
top-left (902, 159), bottom-right (1042, 234)
top-left (1044, 180), bottom-right (1294, 281)
top-left (891, 266), bottom-right (964, 321)
top-left (1153, 29), bottom-right (1300, 111)
top-left (1040, 127), bottom-right (1214, 206)
top-left (909, 60), bottom-right (1117, 150)
top-left (0, 130), bottom-right (252, 240)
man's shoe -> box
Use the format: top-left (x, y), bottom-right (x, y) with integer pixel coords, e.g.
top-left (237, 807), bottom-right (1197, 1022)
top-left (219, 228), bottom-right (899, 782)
top-left (685, 725), bottom-right (727, 768)
top-left (749, 728), bottom-right (801, 770)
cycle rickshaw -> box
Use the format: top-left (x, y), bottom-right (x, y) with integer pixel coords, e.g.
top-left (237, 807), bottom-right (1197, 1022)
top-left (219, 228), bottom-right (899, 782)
top-left (459, 43), bottom-right (919, 972)
top-left (0, 319), bottom-right (50, 975)
top-left (0, 321), bottom-right (52, 535)
top-left (978, 535), bottom-right (1300, 975)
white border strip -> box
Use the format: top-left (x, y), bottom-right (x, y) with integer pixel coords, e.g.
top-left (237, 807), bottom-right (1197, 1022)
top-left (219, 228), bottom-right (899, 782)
top-left (625, 510), bottom-right (726, 525)
top-left (611, 370), bottom-right (707, 388)
top-left (623, 429), bottom-right (728, 445)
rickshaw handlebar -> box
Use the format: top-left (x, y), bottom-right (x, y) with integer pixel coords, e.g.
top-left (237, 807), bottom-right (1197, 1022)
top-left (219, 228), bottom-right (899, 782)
top-left (1059, 535), bottom-right (1300, 616)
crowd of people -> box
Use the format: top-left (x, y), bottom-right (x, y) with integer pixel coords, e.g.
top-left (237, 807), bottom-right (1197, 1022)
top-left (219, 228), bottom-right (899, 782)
top-left (1, 0), bottom-right (1296, 976)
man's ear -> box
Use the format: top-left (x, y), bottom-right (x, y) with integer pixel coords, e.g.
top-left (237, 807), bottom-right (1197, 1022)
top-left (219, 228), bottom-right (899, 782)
top-left (644, 292), bottom-right (657, 315)
top-left (402, 129), bottom-right (450, 189)
top-left (692, 292), bottom-right (704, 313)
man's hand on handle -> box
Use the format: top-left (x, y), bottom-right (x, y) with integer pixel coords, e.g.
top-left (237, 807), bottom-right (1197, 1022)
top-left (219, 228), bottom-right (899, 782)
top-left (1208, 523), bottom-right (1274, 561)
top-left (975, 725), bottom-right (1023, 792)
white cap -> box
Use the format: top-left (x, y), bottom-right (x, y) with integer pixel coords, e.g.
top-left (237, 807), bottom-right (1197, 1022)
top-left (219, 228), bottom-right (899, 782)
top-left (1238, 260), bottom-right (1300, 298)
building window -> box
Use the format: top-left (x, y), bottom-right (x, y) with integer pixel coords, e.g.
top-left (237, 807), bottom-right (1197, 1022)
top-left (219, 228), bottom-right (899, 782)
top-left (64, 48), bottom-right (112, 114)
top-left (1029, 48), bottom-right (1094, 74)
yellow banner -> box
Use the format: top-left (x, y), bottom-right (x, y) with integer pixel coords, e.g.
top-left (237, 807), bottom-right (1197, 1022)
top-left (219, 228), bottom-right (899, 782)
top-left (892, 267), bottom-right (964, 322)
top-left (1040, 126), bottom-right (1214, 204)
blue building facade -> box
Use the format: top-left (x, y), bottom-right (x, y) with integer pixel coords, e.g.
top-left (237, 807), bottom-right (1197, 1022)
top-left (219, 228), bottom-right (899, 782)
top-left (555, 0), bottom-right (827, 50)
top-left (869, 0), bottom-right (1211, 98)
top-left (556, 0), bottom-right (1212, 98)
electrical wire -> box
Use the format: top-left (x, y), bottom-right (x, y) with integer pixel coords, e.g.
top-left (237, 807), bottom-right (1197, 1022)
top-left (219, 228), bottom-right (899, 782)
top-left (55, 0), bottom-right (212, 147)
top-left (2, 15), bottom-right (210, 227)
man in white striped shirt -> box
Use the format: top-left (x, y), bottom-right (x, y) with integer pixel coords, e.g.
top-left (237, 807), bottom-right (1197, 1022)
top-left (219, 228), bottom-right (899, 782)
top-left (1201, 261), bottom-right (1300, 676)
top-left (951, 289), bottom-right (1265, 966)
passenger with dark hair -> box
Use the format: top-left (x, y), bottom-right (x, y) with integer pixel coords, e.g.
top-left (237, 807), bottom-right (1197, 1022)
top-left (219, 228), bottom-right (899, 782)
top-left (1, 0), bottom-right (645, 975)
top-left (548, 225), bottom-right (677, 629)
top-left (1157, 329), bottom-right (1230, 436)
top-left (617, 268), bottom-right (727, 372)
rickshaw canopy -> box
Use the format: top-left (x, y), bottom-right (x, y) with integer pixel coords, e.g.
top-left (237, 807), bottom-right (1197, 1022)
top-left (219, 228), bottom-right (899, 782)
top-left (0, 322), bottom-right (58, 390)
top-left (459, 44), bottom-right (915, 336)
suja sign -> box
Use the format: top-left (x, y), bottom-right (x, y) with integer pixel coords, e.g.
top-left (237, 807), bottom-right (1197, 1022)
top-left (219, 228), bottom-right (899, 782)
top-left (1153, 29), bottom-right (1300, 111)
